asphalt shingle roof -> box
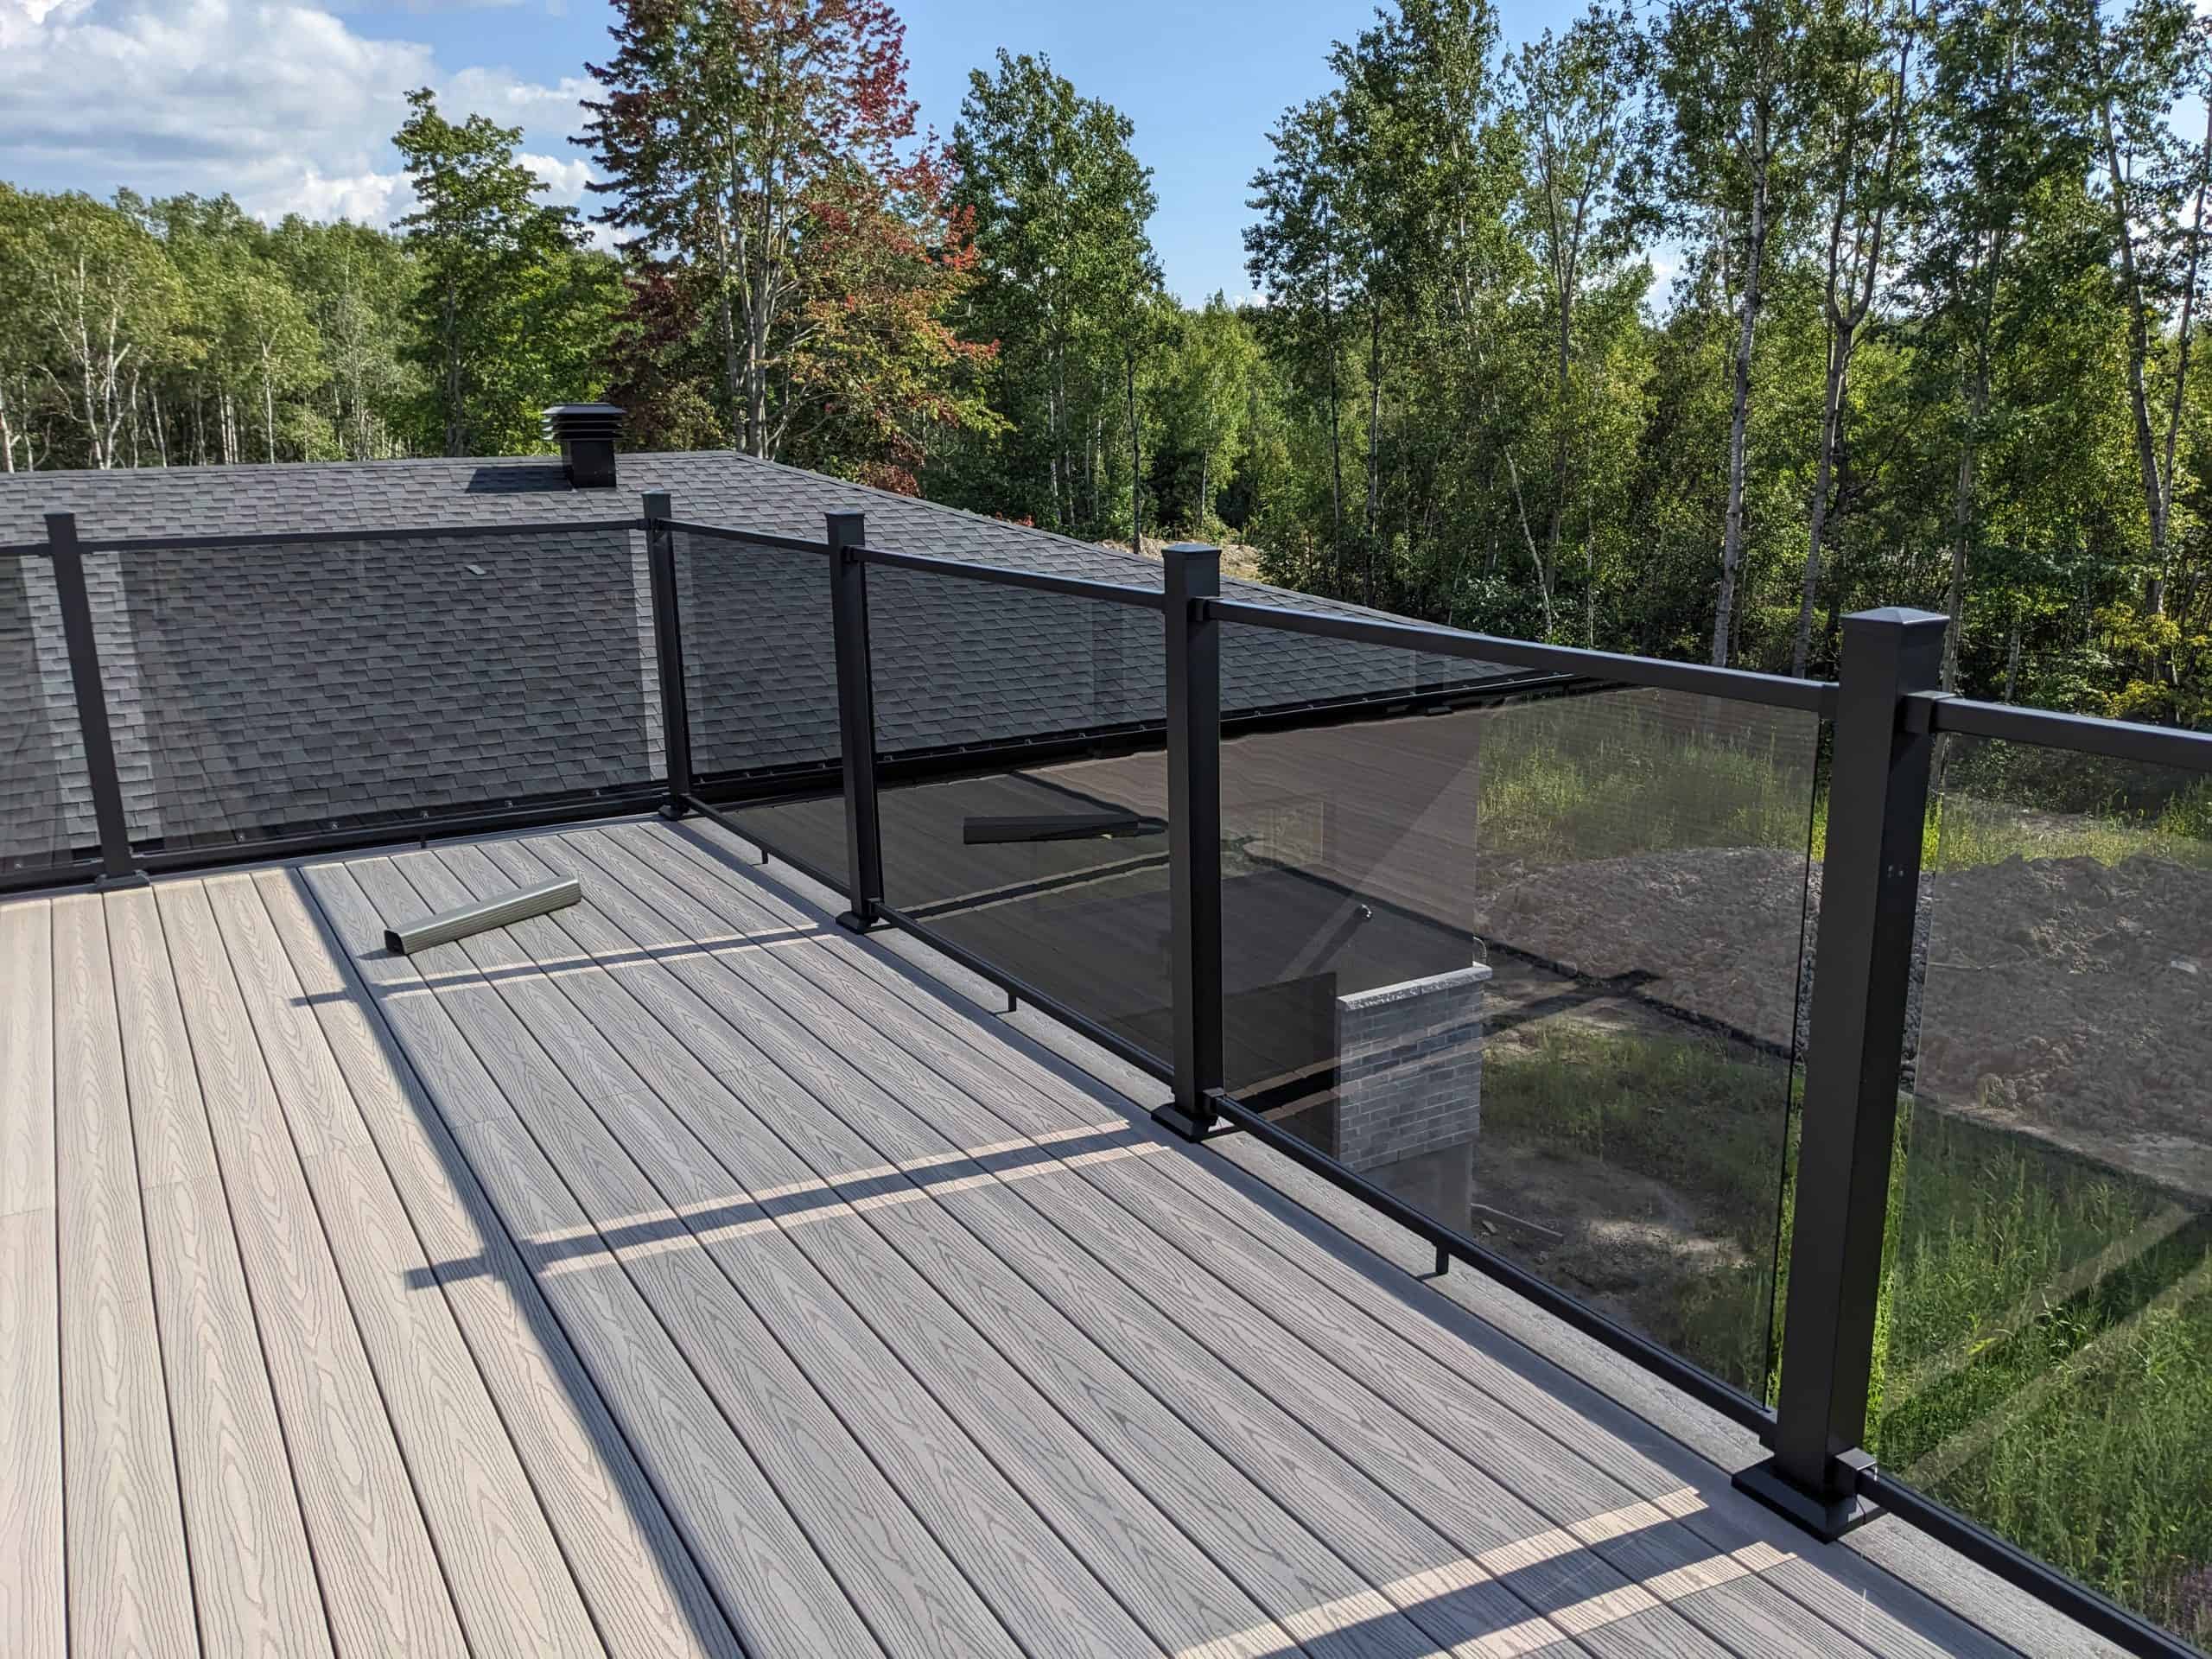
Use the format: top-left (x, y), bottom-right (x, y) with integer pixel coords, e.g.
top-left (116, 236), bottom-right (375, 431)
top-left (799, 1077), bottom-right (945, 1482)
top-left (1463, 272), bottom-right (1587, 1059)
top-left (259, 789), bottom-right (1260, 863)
top-left (0, 449), bottom-right (1510, 868)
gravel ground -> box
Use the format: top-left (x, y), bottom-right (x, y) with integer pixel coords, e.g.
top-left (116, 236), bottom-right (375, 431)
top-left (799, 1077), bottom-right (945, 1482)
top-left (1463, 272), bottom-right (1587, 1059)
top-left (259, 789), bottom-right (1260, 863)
top-left (1476, 845), bottom-right (2212, 1195)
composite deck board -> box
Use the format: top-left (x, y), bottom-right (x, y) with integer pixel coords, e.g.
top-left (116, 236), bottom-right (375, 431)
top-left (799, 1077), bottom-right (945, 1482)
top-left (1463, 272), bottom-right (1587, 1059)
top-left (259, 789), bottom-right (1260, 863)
top-left (107, 880), bottom-right (332, 1659)
top-left (305, 858), bottom-right (889, 1659)
top-left (2, 823), bottom-right (2044, 1659)
top-left (151, 880), bottom-right (471, 1659)
top-left (105, 888), bottom-right (222, 1192)
top-left (466, 833), bottom-right (1300, 1659)
top-left (664, 822), bottom-right (1949, 1659)
top-left (181, 874), bottom-right (604, 1659)
top-left (645, 823), bottom-right (1878, 1658)
top-left (51, 892), bottom-right (201, 1659)
top-left (0, 897), bottom-right (60, 1659)
top-left (521, 833), bottom-right (1437, 1656)
top-left (431, 836), bottom-right (1175, 1659)
top-left (606, 826), bottom-right (1732, 1659)
top-left (365, 849), bottom-right (1038, 1659)
top-left (243, 867), bottom-right (745, 1659)
top-left (0, 898), bottom-right (54, 1216)
top-left (543, 825), bottom-right (1575, 1659)
top-left (679, 828), bottom-right (2000, 1659)
top-left (2, 1210), bottom-right (65, 1659)
top-left (138, 1177), bottom-right (336, 1659)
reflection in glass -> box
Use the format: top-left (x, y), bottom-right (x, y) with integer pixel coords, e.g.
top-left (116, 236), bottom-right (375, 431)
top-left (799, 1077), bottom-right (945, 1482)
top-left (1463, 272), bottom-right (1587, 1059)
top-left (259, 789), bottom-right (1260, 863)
top-left (1873, 738), bottom-right (2211, 1649)
top-left (1217, 631), bottom-right (1823, 1399)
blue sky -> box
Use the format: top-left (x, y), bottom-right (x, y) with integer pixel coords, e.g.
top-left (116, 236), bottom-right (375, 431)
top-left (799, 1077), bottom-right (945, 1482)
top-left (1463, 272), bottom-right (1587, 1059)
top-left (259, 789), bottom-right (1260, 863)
top-left (1, 0), bottom-right (1590, 301)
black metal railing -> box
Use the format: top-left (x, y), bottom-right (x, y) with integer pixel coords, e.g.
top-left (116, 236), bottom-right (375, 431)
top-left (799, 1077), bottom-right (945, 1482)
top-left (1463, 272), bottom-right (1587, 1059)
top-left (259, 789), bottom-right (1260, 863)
top-left (10, 495), bottom-right (2210, 1658)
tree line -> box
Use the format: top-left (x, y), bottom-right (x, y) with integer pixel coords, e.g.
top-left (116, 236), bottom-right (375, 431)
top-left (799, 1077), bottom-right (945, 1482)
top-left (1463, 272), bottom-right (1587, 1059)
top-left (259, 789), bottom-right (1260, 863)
top-left (3, 0), bottom-right (2210, 723)
top-left (0, 91), bottom-right (618, 473)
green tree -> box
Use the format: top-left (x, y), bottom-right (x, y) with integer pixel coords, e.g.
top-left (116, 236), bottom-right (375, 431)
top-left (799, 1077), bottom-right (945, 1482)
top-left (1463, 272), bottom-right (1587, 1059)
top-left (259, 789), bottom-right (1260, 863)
top-left (1507, 1), bottom-right (1656, 637)
top-left (949, 48), bottom-right (1162, 534)
top-left (1910, 0), bottom-right (2096, 688)
top-left (268, 217), bottom-right (420, 461)
top-left (395, 87), bottom-right (604, 456)
top-left (1662, 0), bottom-right (1821, 664)
top-left (1247, 94), bottom-right (1359, 582)
top-left (1169, 293), bottom-right (1263, 526)
top-left (0, 188), bottom-right (186, 469)
top-left (1787, 0), bottom-right (1918, 675)
top-left (583, 0), bottom-right (982, 478)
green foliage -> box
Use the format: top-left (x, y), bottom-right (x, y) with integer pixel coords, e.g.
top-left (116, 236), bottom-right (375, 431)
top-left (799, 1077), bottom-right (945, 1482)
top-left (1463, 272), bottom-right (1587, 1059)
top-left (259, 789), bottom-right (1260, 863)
top-left (1493, 1018), bottom-right (2212, 1642)
top-left (582, 0), bottom-right (992, 488)
top-left (395, 87), bottom-right (614, 457)
top-left (943, 48), bottom-right (1164, 532)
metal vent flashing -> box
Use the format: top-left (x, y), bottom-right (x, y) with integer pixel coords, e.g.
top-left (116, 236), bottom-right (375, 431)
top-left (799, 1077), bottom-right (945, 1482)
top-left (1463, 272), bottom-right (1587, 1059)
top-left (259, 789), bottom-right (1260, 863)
top-left (543, 404), bottom-right (625, 488)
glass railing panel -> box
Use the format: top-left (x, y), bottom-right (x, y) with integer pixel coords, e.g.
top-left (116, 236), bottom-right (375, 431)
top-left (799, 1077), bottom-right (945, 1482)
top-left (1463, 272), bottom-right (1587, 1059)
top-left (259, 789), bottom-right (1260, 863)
top-left (114, 526), bottom-right (655, 853)
top-left (675, 527), bottom-right (845, 880)
top-left (1872, 735), bottom-right (2212, 1649)
top-left (1218, 620), bottom-right (1823, 1399)
top-left (0, 551), bottom-right (91, 875)
top-left (865, 565), bottom-right (1172, 1062)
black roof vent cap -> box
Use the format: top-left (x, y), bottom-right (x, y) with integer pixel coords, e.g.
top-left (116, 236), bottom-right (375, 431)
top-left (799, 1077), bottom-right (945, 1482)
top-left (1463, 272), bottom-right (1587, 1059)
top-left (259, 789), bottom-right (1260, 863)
top-left (543, 404), bottom-right (624, 488)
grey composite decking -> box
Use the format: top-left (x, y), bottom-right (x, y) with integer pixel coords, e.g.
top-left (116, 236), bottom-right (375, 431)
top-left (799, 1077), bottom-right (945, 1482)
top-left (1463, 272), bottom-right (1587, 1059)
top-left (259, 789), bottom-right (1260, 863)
top-left (0, 816), bottom-right (2029, 1659)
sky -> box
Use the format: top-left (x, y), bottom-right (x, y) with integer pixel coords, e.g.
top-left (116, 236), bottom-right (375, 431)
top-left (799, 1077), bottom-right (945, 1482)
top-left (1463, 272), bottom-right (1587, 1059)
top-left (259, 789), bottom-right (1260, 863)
top-left (0, 0), bottom-right (1589, 301)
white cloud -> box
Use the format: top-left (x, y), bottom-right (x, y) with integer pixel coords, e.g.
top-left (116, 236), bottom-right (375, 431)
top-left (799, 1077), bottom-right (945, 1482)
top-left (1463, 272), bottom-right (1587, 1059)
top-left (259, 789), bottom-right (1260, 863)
top-left (444, 67), bottom-right (594, 122)
top-left (518, 152), bottom-right (593, 205)
top-left (0, 0), bottom-right (597, 229)
top-left (257, 167), bottom-right (410, 225)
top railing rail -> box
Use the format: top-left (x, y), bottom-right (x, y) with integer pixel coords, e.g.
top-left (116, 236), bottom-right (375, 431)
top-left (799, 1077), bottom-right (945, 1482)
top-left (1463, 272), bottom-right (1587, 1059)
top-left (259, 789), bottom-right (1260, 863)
top-left (1205, 595), bottom-right (1840, 715)
top-left (661, 518), bottom-right (836, 558)
top-left (853, 542), bottom-right (1166, 609)
top-left (1915, 691), bottom-right (2212, 773)
top-left (65, 517), bottom-right (649, 555)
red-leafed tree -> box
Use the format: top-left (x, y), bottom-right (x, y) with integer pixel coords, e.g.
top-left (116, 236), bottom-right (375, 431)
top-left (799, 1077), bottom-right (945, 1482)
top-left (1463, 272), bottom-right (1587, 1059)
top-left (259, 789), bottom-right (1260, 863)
top-left (581, 0), bottom-right (995, 483)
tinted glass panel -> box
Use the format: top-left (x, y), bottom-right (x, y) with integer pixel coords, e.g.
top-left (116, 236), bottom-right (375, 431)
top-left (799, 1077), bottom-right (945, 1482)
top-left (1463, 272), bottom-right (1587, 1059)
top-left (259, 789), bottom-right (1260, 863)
top-left (675, 528), bottom-right (845, 879)
top-left (677, 529), bottom-right (838, 780)
top-left (0, 553), bottom-right (89, 874)
top-left (868, 567), bottom-right (1172, 1061)
top-left (117, 528), bottom-right (654, 851)
top-left (1872, 736), bottom-right (2212, 1648)
top-left (1219, 620), bottom-right (1821, 1399)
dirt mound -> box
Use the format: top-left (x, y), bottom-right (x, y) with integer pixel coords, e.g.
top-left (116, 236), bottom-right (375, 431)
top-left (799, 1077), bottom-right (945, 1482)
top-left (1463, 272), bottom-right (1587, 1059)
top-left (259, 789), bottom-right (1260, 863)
top-left (1477, 847), bottom-right (2212, 1193)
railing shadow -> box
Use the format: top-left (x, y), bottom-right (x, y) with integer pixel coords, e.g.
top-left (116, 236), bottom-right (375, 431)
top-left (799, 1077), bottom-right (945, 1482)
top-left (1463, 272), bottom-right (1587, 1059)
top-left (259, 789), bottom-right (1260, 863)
top-left (270, 863), bottom-right (747, 1659)
top-left (660, 823), bottom-right (2007, 1658)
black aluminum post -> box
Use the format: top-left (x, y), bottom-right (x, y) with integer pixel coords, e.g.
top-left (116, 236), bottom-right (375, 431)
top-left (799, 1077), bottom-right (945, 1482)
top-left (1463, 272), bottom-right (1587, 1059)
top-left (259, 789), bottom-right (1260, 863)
top-left (642, 492), bottom-right (692, 819)
top-left (1154, 543), bottom-right (1225, 1141)
top-left (828, 511), bottom-right (885, 931)
top-left (46, 512), bottom-right (143, 887)
top-left (1738, 605), bottom-right (1947, 1539)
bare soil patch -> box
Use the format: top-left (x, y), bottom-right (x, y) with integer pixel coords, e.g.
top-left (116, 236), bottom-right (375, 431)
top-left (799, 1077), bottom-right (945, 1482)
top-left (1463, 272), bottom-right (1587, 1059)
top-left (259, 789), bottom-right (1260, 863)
top-left (1477, 845), bottom-right (2212, 1195)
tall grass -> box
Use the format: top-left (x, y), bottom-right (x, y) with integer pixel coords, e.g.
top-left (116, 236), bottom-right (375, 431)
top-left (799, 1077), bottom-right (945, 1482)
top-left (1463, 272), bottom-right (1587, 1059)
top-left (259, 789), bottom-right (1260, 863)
top-left (1483, 1021), bottom-right (2212, 1649)
top-left (1474, 698), bottom-right (1821, 870)
top-left (1471, 691), bottom-right (2212, 875)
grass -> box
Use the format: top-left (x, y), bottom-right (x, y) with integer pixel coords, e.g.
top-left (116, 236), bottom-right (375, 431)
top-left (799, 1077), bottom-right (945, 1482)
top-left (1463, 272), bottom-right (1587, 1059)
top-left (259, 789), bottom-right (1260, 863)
top-left (1922, 783), bottom-right (2212, 874)
top-left (1480, 1022), bottom-right (2212, 1649)
top-left (1470, 690), bottom-right (2212, 875)
top-left (1475, 699), bottom-right (1821, 871)
top-left (1479, 1022), bottom-right (1796, 1395)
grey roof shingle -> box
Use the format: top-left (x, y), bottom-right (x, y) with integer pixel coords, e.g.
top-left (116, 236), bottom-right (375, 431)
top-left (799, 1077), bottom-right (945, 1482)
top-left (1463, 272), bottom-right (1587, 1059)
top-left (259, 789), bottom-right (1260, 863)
top-left (0, 450), bottom-right (1510, 868)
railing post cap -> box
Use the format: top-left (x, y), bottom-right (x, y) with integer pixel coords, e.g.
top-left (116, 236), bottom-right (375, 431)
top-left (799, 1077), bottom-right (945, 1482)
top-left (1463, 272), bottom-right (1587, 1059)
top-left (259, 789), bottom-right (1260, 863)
top-left (1163, 542), bottom-right (1219, 557)
top-left (825, 510), bottom-right (865, 543)
top-left (1842, 606), bottom-right (1948, 632)
top-left (640, 490), bottom-right (672, 516)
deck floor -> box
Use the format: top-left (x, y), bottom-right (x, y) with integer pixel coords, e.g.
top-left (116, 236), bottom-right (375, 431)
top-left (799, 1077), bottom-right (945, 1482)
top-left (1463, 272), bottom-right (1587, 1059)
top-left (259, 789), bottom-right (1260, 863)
top-left (2, 817), bottom-right (2020, 1659)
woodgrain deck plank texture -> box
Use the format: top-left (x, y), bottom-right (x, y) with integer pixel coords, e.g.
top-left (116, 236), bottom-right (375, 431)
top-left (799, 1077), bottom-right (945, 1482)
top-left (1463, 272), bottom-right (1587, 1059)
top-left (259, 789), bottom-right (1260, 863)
top-left (0, 817), bottom-right (2046, 1659)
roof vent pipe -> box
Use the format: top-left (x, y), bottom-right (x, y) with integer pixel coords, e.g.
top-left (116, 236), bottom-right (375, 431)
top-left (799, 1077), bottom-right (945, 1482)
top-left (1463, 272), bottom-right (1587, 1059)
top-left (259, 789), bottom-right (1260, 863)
top-left (543, 404), bottom-right (624, 488)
